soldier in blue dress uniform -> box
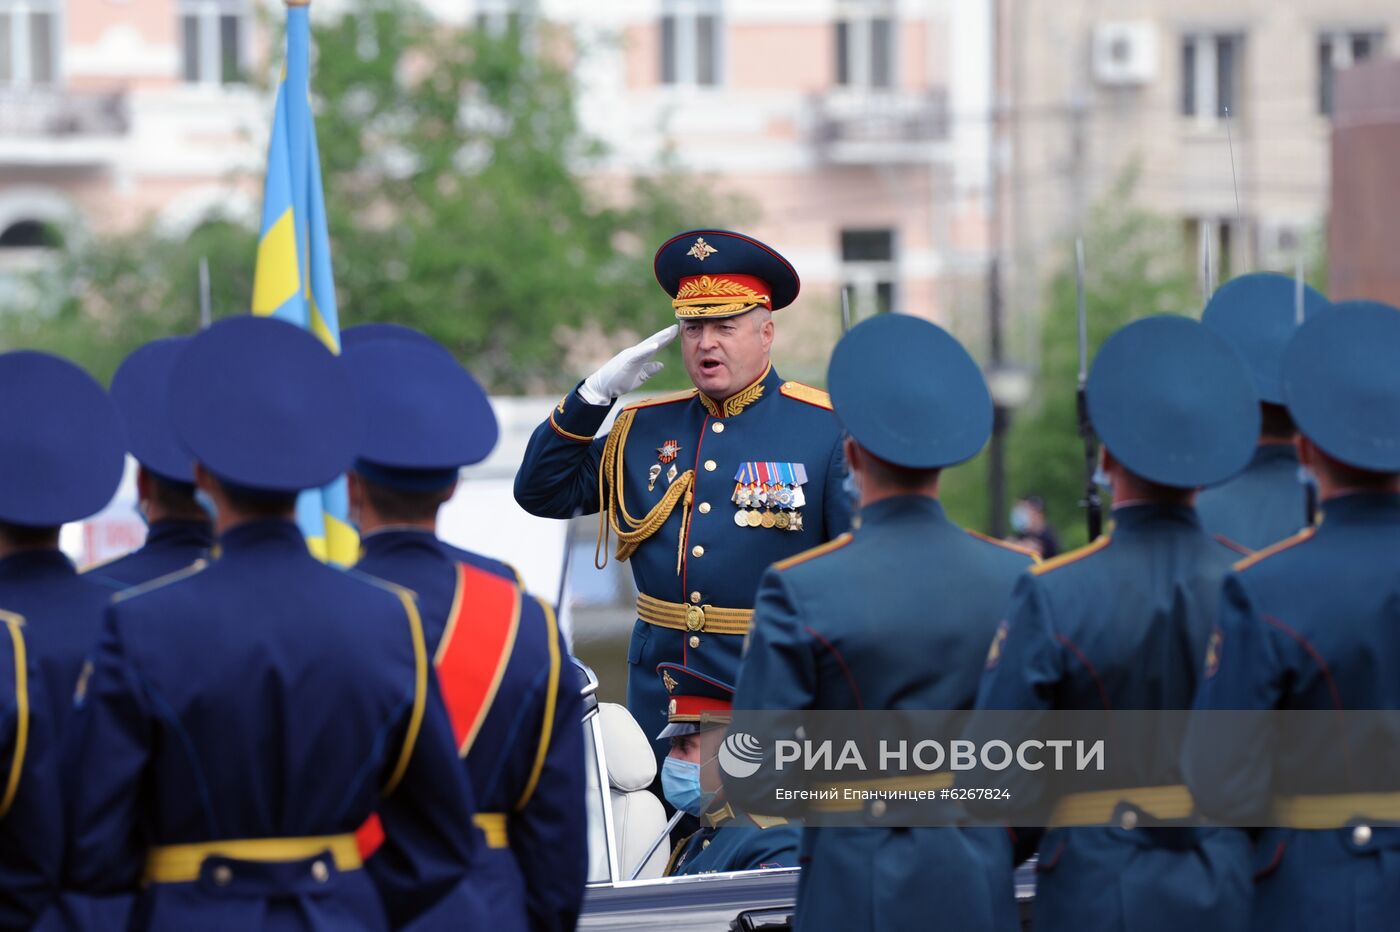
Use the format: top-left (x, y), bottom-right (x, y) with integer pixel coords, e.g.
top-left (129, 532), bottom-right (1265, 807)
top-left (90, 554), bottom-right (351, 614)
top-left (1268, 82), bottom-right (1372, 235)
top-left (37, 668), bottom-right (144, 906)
top-left (0, 608), bottom-right (61, 928)
top-left (64, 316), bottom-right (484, 930)
top-left (343, 326), bottom-right (587, 932)
top-left (0, 349), bottom-right (130, 931)
top-left (973, 315), bottom-right (1259, 932)
top-left (85, 336), bottom-right (215, 591)
top-left (726, 314), bottom-right (1036, 931)
top-left (655, 663), bottom-right (798, 876)
top-left (514, 230), bottom-right (851, 761)
top-left (1184, 300), bottom-right (1400, 932)
top-left (1196, 273), bottom-right (1330, 553)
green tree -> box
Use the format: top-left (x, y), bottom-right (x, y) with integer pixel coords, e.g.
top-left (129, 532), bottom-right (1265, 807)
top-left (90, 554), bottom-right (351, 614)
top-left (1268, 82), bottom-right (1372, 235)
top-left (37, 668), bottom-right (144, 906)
top-left (0, 219), bottom-right (253, 384)
top-left (0, 0), bottom-right (748, 390)
top-left (1005, 177), bottom-right (1198, 549)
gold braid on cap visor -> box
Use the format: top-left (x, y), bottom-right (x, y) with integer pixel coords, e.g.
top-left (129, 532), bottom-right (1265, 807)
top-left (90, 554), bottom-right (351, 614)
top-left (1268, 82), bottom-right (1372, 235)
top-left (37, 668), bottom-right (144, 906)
top-left (671, 275), bottom-right (771, 319)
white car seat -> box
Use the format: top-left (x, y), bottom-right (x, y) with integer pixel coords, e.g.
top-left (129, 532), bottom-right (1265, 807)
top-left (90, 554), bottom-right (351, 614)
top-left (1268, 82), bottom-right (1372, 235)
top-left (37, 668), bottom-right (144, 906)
top-left (598, 701), bottom-right (669, 880)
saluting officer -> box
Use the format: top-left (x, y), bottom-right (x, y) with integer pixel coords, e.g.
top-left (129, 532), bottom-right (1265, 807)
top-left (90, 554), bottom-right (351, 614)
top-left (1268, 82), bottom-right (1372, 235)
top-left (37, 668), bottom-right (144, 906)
top-left (514, 230), bottom-right (850, 758)
top-left (656, 663), bottom-right (798, 876)
top-left (65, 317), bottom-right (484, 930)
top-left (0, 349), bottom-right (129, 930)
top-left (726, 314), bottom-right (1035, 931)
top-left (1196, 272), bottom-right (1330, 553)
top-left (343, 325), bottom-right (587, 932)
top-left (973, 316), bottom-right (1258, 932)
top-left (86, 336), bottom-right (215, 590)
top-left (0, 609), bottom-right (61, 928)
top-left (1184, 301), bottom-right (1400, 931)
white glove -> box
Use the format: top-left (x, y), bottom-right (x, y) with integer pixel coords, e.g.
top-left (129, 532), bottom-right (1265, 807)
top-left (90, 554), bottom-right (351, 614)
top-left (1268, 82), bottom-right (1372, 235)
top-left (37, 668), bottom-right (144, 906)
top-left (579, 325), bottom-right (679, 406)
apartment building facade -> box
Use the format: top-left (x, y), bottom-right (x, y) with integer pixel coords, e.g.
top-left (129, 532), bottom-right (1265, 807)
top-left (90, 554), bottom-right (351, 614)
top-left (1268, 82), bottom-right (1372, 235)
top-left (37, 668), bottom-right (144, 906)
top-left (0, 0), bottom-right (269, 280)
top-left (1005, 0), bottom-right (1399, 324)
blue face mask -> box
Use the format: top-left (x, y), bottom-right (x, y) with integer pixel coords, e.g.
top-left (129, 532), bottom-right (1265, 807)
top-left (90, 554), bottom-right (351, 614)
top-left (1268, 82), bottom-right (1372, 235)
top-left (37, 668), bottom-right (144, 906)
top-left (1009, 505), bottom-right (1031, 535)
top-left (661, 755), bottom-right (717, 817)
top-left (193, 488), bottom-right (219, 524)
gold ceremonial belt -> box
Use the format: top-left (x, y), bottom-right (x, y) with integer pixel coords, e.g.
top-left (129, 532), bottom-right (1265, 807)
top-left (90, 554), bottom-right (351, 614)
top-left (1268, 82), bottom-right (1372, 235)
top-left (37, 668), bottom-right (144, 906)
top-left (144, 833), bottom-right (361, 885)
top-left (808, 772), bottom-right (955, 813)
top-left (474, 811), bottom-right (508, 849)
top-left (1048, 784), bottom-right (1194, 828)
top-left (636, 594), bottom-right (753, 635)
top-left (1273, 792), bottom-right (1400, 829)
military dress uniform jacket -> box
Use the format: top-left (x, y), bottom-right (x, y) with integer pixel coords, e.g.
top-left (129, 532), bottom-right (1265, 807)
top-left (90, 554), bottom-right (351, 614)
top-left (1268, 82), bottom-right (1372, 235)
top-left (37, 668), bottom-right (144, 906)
top-left (356, 529), bottom-right (586, 932)
top-left (1195, 445), bottom-right (1311, 554)
top-left (1184, 492), bottom-right (1400, 932)
top-left (973, 503), bottom-right (1251, 932)
top-left (514, 366), bottom-right (850, 752)
top-left (0, 610), bottom-right (61, 929)
top-left (728, 496), bottom-right (1033, 932)
top-left (64, 521), bottom-right (484, 931)
top-left (0, 550), bottom-right (131, 931)
top-left (83, 519), bottom-right (215, 591)
top-left (666, 803), bottom-right (798, 876)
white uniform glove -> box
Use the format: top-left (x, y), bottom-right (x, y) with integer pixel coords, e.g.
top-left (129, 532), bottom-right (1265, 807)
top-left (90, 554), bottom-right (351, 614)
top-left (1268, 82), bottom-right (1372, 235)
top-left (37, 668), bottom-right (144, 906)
top-left (578, 325), bottom-right (679, 406)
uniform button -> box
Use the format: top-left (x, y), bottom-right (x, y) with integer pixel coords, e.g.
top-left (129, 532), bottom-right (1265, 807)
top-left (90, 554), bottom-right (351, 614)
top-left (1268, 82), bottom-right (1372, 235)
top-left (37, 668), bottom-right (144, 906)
top-left (712, 422), bottom-right (724, 434)
top-left (870, 800), bottom-right (887, 818)
top-left (1353, 824), bottom-right (1372, 846)
top-left (213, 865), bottom-right (233, 887)
top-left (689, 635), bottom-right (701, 648)
top-left (311, 860), bottom-right (330, 883)
top-left (1119, 809), bottom-right (1138, 831)
top-left (692, 545), bottom-right (705, 558)
top-left (702, 839), bottom-right (711, 848)
top-left (704, 459), bottom-right (717, 472)
top-left (698, 502), bottom-right (711, 514)
top-left (690, 591), bottom-right (701, 604)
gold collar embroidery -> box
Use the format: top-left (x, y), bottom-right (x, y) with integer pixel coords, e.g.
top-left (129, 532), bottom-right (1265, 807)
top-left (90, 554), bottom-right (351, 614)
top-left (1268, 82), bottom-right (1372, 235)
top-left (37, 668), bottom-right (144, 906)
top-left (697, 364), bottom-right (771, 419)
top-left (702, 802), bottom-right (735, 828)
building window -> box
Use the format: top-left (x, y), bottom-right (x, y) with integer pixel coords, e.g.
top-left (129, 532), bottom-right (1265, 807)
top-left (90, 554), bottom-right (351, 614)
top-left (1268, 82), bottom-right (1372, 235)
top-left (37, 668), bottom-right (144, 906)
top-left (1181, 33), bottom-right (1243, 121)
top-left (0, 1), bottom-right (58, 88)
top-left (0, 219), bottom-right (60, 249)
top-left (660, 0), bottom-right (722, 88)
top-left (180, 0), bottom-right (247, 86)
top-left (841, 228), bottom-right (897, 319)
top-left (835, 3), bottom-right (895, 90)
top-left (1318, 31), bottom-right (1384, 115)
top-left (475, 0), bottom-right (527, 40)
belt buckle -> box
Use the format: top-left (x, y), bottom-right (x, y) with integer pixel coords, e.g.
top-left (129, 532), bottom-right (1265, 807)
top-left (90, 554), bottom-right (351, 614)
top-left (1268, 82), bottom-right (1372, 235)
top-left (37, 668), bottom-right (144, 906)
top-left (685, 605), bottom-right (705, 632)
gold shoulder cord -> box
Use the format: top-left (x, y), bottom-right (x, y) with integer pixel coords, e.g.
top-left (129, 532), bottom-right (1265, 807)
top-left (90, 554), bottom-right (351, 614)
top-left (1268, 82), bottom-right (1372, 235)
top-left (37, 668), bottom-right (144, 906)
top-left (595, 408), bottom-right (696, 575)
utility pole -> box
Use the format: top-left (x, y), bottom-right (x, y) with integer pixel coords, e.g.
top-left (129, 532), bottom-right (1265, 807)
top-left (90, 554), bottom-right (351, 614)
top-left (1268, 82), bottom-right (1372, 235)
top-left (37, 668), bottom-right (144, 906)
top-left (986, 0), bottom-right (1009, 538)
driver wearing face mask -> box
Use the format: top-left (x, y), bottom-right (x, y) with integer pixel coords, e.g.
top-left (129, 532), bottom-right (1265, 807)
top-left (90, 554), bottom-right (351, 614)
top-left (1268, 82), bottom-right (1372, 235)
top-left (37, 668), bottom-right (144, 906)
top-left (656, 663), bottom-right (799, 876)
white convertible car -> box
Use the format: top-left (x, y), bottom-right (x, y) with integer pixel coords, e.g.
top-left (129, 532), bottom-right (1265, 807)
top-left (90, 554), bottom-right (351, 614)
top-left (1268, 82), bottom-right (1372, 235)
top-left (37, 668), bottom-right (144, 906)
top-left (571, 659), bottom-right (1035, 931)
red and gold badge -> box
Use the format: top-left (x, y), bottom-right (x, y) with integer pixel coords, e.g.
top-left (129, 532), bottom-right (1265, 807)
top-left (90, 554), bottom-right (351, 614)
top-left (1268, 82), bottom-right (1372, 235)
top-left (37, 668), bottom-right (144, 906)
top-left (657, 440), bottom-right (681, 463)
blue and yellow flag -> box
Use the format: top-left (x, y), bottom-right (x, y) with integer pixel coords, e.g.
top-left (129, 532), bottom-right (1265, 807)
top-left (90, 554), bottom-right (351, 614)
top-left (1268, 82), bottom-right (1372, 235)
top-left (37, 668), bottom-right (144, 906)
top-left (251, 2), bottom-right (356, 565)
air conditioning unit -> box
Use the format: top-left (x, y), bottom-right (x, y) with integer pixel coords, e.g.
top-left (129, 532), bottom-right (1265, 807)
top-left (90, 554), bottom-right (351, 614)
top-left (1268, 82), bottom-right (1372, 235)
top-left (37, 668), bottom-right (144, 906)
top-left (1092, 21), bottom-right (1159, 86)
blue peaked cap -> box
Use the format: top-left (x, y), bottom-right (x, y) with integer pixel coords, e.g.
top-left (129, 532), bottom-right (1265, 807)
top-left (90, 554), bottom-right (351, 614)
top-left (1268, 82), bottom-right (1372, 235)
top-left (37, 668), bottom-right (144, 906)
top-left (342, 329), bottom-right (497, 491)
top-left (828, 313), bottom-right (992, 470)
top-left (1202, 272), bottom-right (1330, 404)
top-left (340, 323), bottom-right (440, 352)
top-left (110, 336), bottom-right (195, 484)
top-left (169, 316), bottom-right (360, 493)
top-left (1087, 315), bottom-right (1259, 489)
top-left (0, 351), bottom-right (126, 526)
top-left (656, 662), bottom-right (735, 739)
top-left (1282, 300), bottom-right (1400, 472)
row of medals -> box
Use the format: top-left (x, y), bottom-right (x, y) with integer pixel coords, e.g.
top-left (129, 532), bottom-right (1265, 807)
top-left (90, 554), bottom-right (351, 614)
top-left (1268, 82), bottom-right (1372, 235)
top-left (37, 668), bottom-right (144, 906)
top-left (732, 483), bottom-right (804, 531)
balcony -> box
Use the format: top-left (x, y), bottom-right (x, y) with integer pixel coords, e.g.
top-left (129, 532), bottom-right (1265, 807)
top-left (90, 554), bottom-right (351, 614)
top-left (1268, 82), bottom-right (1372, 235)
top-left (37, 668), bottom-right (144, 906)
top-left (0, 90), bottom-right (129, 166)
top-left (811, 89), bottom-right (951, 164)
